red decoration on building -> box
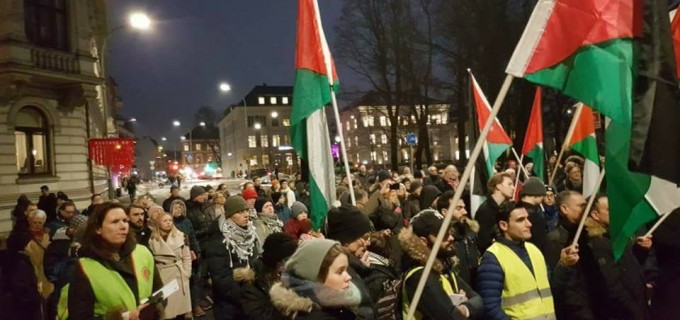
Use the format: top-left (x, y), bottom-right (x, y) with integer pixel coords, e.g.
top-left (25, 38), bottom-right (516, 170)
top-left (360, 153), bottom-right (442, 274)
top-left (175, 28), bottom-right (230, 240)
top-left (88, 138), bottom-right (135, 173)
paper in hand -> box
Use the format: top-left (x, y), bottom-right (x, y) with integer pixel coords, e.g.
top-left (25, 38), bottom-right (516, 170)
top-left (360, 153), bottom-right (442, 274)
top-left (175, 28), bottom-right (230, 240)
top-left (141, 279), bottom-right (179, 305)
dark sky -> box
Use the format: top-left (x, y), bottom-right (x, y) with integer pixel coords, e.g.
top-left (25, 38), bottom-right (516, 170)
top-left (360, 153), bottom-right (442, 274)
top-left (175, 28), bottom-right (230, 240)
top-left (108, 1), bottom-right (346, 142)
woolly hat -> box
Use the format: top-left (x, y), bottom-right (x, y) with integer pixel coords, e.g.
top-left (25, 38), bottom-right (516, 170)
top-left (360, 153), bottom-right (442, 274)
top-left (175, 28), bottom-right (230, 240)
top-left (291, 201), bottom-right (308, 219)
top-left (420, 185), bottom-right (442, 209)
top-left (190, 186), bottom-right (206, 200)
top-left (68, 214), bottom-right (88, 230)
top-left (520, 177), bottom-right (547, 197)
top-left (409, 181), bottom-right (423, 194)
top-left (254, 197), bottom-right (270, 213)
top-left (377, 170), bottom-right (391, 183)
top-left (242, 188), bottom-right (258, 201)
top-left (285, 239), bottom-right (339, 282)
top-left (327, 205), bottom-right (372, 244)
top-left (224, 195), bottom-right (251, 218)
top-left (262, 232), bottom-right (298, 267)
top-left (411, 210), bottom-right (446, 237)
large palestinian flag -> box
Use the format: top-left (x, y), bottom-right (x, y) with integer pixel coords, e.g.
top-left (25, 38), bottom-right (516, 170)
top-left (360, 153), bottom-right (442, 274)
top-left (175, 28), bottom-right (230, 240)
top-left (507, 0), bottom-right (680, 259)
top-left (291, 0), bottom-right (337, 229)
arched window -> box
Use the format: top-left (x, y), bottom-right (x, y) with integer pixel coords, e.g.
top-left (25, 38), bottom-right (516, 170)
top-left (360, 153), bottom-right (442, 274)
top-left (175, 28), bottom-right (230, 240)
top-left (15, 107), bottom-right (51, 175)
top-left (24, 0), bottom-right (68, 50)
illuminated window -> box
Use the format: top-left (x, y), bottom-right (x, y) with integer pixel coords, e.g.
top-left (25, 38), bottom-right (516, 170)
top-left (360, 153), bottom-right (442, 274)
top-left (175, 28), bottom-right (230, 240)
top-left (262, 155), bottom-right (269, 165)
top-left (346, 138), bottom-right (351, 148)
top-left (355, 136), bottom-right (359, 147)
top-left (379, 116), bottom-right (387, 126)
top-left (15, 106), bottom-right (51, 175)
top-left (346, 121), bottom-right (350, 131)
top-left (283, 118), bottom-right (291, 127)
top-left (369, 134), bottom-right (376, 144)
top-left (258, 97), bottom-right (265, 105)
top-left (272, 135), bottom-right (280, 147)
top-left (282, 97), bottom-right (289, 104)
top-left (195, 143), bottom-right (202, 151)
top-left (270, 97), bottom-right (277, 104)
top-left (248, 135), bottom-right (257, 148)
top-left (381, 134), bottom-right (387, 144)
top-left (260, 135), bottom-right (269, 148)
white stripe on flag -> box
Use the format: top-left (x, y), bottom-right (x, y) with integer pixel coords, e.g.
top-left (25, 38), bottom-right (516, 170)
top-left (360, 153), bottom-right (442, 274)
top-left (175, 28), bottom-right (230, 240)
top-left (307, 108), bottom-right (335, 210)
top-left (506, 0), bottom-right (557, 76)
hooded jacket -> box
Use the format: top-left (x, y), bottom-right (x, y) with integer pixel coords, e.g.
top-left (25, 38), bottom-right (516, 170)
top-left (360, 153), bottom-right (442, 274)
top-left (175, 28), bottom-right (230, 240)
top-left (233, 260), bottom-right (287, 320)
top-left (399, 228), bottom-right (483, 320)
top-left (186, 199), bottom-right (213, 249)
top-left (171, 200), bottom-right (200, 253)
top-left (584, 218), bottom-right (649, 320)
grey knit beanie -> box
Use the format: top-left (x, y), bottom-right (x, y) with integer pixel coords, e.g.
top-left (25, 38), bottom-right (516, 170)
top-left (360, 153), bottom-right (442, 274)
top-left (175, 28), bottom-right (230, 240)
top-left (285, 239), bottom-right (339, 281)
top-left (224, 195), bottom-right (250, 218)
top-left (520, 177), bottom-right (547, 197)
top-left (290, 201), bottom-right (308, 219)
top-left (190, 186), bottom-right (206, 200)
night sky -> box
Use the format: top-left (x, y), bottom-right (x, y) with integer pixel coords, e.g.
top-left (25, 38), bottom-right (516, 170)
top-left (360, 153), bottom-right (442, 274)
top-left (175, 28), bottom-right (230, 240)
top-left (108, 1), bottom-right (346, 142)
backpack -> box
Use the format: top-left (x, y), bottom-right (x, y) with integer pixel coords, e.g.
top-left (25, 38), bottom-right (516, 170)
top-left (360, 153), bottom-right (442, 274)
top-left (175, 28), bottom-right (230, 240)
top-left (370, 265), bottom-right (403, 320)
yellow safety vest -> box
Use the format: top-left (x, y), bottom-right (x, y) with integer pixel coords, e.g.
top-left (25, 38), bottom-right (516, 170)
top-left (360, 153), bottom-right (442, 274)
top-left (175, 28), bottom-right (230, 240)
top-left (57, 245), bottom-right (154, 319)
top-left (486, 241), bottom-right (555, 320)
top-left (401, 266), bottom-right (459, 320)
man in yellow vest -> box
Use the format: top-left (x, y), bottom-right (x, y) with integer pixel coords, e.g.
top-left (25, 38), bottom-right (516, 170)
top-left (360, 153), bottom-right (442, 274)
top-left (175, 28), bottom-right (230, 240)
top-left (400, 210), bottom-right (483, 319)
top-left (476, 202), bottom-right (578, 320)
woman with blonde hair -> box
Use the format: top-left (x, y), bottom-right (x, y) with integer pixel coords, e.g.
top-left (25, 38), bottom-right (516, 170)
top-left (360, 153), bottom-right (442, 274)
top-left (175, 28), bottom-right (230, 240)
top-left (149, 212), bottom-right (192, 319)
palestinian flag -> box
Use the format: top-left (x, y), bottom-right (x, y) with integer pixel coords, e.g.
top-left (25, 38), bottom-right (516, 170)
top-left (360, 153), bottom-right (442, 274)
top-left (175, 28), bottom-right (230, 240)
top-left (521, 87), bottom-right (545, 181)
top-left (507, 0), bottom-right (680, 259)
top-left (470, 71), bottom-right (513, 178)
top-left (291, 0), bottom-right (337, 229)
top-left (567, 104), bottom-right (600, 198)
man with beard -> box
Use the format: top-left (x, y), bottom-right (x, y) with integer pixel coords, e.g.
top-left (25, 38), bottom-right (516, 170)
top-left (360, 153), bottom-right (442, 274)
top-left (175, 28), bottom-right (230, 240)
top-left (477, 202), bottom-right (568, 320)
top-left (400, 210), bottom-right (483, 319)
top-left (252, 177), bottom-right (267, 198)
top-left (423, 166), bottom-right (441, 186)
top-left (126, 204), bottom-right (151, 247)
top-left (354, 164), bottom-right (370, 190)
top-left (436, 191), bottom-right (480, 285)
top-left (436, 165), bottom-right (460, 193)
top-left (326, 205), bottom-right (376, 319)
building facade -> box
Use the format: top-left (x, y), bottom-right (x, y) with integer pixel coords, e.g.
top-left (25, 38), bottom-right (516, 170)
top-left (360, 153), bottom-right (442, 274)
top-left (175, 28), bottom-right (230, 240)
top-left (339, 92), bottom-right (459, 168)
top-left (180, 125), bottom-right (220, 177)
top-left (218, 85), bottom-right (299, 177)
top-left (0, 0), bottom-right (111, 233)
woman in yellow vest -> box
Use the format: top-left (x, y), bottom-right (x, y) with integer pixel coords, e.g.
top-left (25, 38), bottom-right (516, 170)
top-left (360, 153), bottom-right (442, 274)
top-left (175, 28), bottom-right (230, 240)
top-left (67, 202), bottom-right (164, 320)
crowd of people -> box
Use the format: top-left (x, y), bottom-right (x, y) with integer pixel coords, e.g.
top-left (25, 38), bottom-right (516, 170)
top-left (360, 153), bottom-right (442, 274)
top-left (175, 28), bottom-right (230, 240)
top-left (1, 156), bottom-right (679, 320)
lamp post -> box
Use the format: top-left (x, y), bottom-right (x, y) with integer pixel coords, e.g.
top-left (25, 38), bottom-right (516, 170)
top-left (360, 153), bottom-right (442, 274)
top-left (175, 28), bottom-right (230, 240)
top-left (219, 82), bottom-right (247, 176)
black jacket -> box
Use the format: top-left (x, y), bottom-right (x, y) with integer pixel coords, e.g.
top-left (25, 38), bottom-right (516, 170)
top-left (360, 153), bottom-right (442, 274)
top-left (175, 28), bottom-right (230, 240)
top-left (403, 195), bottom-right (420, 220)
top-left (38, 193), bottom-right (58, 223)
top-left (131, 224), bottom-right (151, 248)
top-left (347, 254), bottom-right (377, 320)
top-left (234, 260), bottom-right (287, 320)
top-left (584, 219), bottom-right (649, 320)
top-left (452, 220), bottom-right (481, 285)
top-left (162, 195), bottom-right (185, 213)
top-left (650, 209), bottom-right (680, 319)
top-left (0, 249), bottom-right (42, 320)
top-left (523, 201), bottom-right (548, 253)
top-left (186, 199), bottom-right (213, 249)
top-left (202, 221), bottom-right (256, 320)
top-left (399, 228), bottom-right (483, 320)
top-left (475, 197), bottom-right (503, 253)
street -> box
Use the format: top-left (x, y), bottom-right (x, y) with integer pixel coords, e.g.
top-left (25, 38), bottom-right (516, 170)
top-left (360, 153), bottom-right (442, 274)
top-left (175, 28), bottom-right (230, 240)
top-left (117, 178), bottom-right (247, 206)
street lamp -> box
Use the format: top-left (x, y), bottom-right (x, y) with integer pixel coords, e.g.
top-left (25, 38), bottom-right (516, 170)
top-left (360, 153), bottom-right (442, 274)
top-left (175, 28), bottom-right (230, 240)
top-left (219, 82), bottom-right (231, 92)
top-left (129, 118), bottom-right (137, 122)
top-left (161, 137), bottom-right (167, 141)
top-left (129, 12), bottom-right (152, 30)
top-left (173, 120), bottom-right (181, 127)
top-left (254, 123), bottom-right (262, 130)
top-left (271, 111), bottom-right (278, 118)
top-left (199, 121), bottom-right (206, 127)
top-left (180, 136), bottom-right (186, 141)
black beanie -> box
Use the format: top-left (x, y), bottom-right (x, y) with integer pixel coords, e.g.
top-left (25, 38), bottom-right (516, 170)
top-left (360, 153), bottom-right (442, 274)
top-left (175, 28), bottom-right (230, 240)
top-left (327, 205), bottom-right (372, 244)
top-left (377, 170), bottom-right (391, 183)
top-left (262, 232), bottom-right (298, 267)
top-left (411, 210), bottom-right (446, 237)
top-left (254, 197), bottom-right (269, 213)
top-left (271, 192), bottom-right (283, 204)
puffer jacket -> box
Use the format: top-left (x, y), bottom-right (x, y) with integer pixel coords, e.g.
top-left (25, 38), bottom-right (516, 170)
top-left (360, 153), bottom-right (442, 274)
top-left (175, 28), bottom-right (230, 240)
top-left (269, 275), bottom-right (362, 320)
top-left (233, 260), bottom-right (287, 320)
top-left (186, 199), bottom-right (213, 251)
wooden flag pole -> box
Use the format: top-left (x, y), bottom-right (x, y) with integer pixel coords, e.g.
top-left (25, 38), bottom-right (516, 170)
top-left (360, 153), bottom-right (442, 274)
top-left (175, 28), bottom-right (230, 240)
top-left (511, 148), bottom-right (530, 178)
top-left (549, 103), bottom-right (584, 185)
top-left (312, 0), bottom-right (356, 206)
top-left (571, 168), bottom-right (606, 247)
top-left (645, 209), bottom-right (675, 237)
top-left (406, 74), bottom-right (515, 320)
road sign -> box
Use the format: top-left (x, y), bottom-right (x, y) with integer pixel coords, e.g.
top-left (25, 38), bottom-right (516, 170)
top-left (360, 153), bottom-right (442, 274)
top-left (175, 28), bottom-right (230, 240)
top-left (406, 133), bottom-right (417, 146)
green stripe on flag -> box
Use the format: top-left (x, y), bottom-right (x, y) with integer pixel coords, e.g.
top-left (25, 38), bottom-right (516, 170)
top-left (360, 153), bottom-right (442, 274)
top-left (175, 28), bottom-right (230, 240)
top-left (571, 135), bottom-right (599, 165)
top-left (526, 145), bottom-right (544, 180)
top-left (486, 142), bottom-right (511, 177)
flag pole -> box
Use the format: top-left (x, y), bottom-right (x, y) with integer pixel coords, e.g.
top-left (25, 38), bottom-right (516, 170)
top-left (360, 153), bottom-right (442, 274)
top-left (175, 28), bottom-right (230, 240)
top-left (312, 0), bottom-right (356, 205)
top-left (549, 103), bottom-right (584, 185)
top-left (571, 168), bottom-right (606, 247)
top-left (513, 155), bottom-right (524, 201)
top-left (406, 74), bottom-right (515, 320)
top-left (511, 147), bottom-right (530, 178)
top-left (644, 207), bottom-right (676, 237)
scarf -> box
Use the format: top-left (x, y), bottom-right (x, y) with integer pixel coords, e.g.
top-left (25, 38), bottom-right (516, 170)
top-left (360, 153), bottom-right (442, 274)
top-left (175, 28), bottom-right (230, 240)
top-left (218, 215), bottom-right (258, 267)
top-left (367, 252), bottom-right (391, 267)
top-left (258, 213), bottom-right (283, 233)
top-left (281, 273), bottom-right (362, 309)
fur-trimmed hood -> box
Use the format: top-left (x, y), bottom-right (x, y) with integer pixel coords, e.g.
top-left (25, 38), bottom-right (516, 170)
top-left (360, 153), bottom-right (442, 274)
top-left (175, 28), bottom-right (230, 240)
top-left (585, 217), bottom-right (607, 238)
top-left (398, 227), bottom-right (446, 273)
top-left (269, 282), bottom-right (315, 318)
top-left (233, 266), bottom-right (256, 283)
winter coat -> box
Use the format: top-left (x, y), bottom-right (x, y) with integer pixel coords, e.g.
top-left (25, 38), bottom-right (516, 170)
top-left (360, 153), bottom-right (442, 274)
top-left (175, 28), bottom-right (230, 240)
top-left (650, 208), bottom-right (680, 319)
top-left (583, 218), bottom-right (649, 320)
top-left (233, 260), bottom-right (287, 320)
top-left (364, 254), bottom-right (401, 319)
top-left (269, 276), bottom-right (360, 320)
top-left (361, 191), bottom-right (394, 220)
top-left (524, 201), bottom-right (548, 253)
top-left (173, 214), bottom-right (200, 253)
top-left (275, 204), bottom-right (292, 224)
top-left (202, 220), bottom-right (257, 320)
top-left (162, 195), bottom-right (185, 213)
top-left (398, 228), bottom-right (483, 320)
top-left (43, 231), bottom-right (77, 320)
top-left (38, 193), bottom-right (58, 223)
top-left (452, 220), bottom-right (481, 285)
top-left (25, 233), bottom-right (54, 299)
top-left (254, 214), bottom-right (283, 252)
top-left (545, 218), bottom-right (596, 320)
top-left (131, 224), bottom-right (152, 248)
top-left (149, 231), bottom-right (192, 318)
top-left (402, 195), bottom-right (420, 221)
top-left (186, 199), bottom-right (213, 250)
top-left (205, 203), bottom-right (225, 220)
top-left (475, 197), bottom-right (504, 253)
top-left (0, 249), bottom-right (43, 320)
top-left (345, 254), bottom-right (377, 319)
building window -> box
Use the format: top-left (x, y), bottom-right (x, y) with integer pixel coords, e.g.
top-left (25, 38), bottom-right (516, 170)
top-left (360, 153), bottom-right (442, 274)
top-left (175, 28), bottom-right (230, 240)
top-left (271, 117), bottom-right (280, 127)
top-left (282, 97), bottom-right (289, 104)
top-left (258, 97), bottom-right (265, 105)
top-left (195, 143), bottom-right (202, 151)
top-left (248, 135), bottom-right (257, 148)
top-left (262, 154), bottom-right (270, 166)
top-left (15, 107), bottom-right (51, 175)
top-left (261, 135), bottom-right (269, 147)
top-left (282, 118), bottom-right (291, 127)
top-left (272, 135), bottom-right (280, 147)
top-left (355, 136), bottom-right (359, 147)
top-left (346, 138), bottom-right (351, 148)
top-left (24, 0), bottom-right (68, 50)
top-left (353, 118), bottom-right (358, 129)
top-left (183, 144), bottom-right (189, 152)
top-left (381, 134), bottom-right (387, 144)
top-left (270, 97), bottom-right (277, 104)
top-left (369, 134), bottom-right (376, 144)
top-left (382, 151), bottom-right (388, 161)
top-left (249, 155), bottom-right (258, 166)
top-left (346, 121), bottom-right (350, 131)
top-left (283, 135), bottom-right (291, 145)
top-left (379, 116), bottom-right (388, 126)
top-left (248, 115), bottom-right (267, 128)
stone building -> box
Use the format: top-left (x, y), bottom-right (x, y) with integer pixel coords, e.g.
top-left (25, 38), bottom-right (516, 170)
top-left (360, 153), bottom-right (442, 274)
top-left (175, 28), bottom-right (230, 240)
top-left (181, 125), bottom-right (220, 177)
top-left (0, 0), bottom-right (111, 233)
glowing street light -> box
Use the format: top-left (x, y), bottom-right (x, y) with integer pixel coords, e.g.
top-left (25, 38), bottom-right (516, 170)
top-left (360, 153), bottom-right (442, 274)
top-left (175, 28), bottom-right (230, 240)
top-left (161, 137), bottom-right (167, 141)
top-left (129, 118), bottom-right (137, 122)
top-left (199, 121), bottom-right (206, 127)
top-left (271, 111), bottom-right (278, 118)
top-left (129, 12), bottom-right (152, 30)
top-left (180, 136), bottom-right (186, 141)
top-left (173, 120), bottom-right (181, 127)
top-left (219, 82), bottom-right (231, 92)
top-left (254, 123), bottom-right (262, 130)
